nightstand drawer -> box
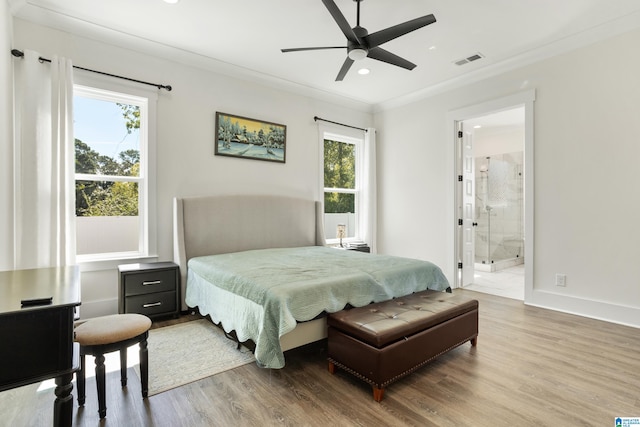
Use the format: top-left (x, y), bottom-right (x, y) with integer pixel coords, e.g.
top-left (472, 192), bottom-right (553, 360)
top-left (124, 291), bottom-right (176, 317)
top-left (118, 262), bottom-right (180, 318)
top-left (123, 269), bottom-right (176, 296)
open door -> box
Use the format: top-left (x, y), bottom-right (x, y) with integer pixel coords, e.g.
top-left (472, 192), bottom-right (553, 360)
top-left (458, 122), bottom-right (475, 286)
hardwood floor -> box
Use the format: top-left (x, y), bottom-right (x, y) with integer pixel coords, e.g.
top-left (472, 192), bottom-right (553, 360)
top-left (1, 290), bottom-right (639, 426)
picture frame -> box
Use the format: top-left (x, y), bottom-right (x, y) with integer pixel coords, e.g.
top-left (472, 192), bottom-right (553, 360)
top-left (215, 112), bottom-right (286, 163)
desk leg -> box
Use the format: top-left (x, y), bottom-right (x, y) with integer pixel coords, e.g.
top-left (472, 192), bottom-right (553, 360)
top-left (53, 372), bottom-right (74, 427)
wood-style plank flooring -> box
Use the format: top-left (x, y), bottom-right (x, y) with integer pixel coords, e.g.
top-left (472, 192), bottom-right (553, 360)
top-left (1, 290), bottom-right (639, 426)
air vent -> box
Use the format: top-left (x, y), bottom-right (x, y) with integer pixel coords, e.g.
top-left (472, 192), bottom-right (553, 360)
top-left (454, 52), bottom-right (485, 66)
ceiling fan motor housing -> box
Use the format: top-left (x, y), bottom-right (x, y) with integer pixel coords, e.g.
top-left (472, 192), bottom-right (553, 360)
top-left (348, 27), bottom-right (369, 60)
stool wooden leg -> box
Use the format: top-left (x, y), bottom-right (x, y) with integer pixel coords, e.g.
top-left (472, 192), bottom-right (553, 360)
top-left (120, 347), bottom-right (128, 387)
top-left (77, 354), bottom-right (86, 406)
top-left (373, 386), bottom-right (385, 402)
top-left (140, 338), bottom-right (149, 398)
top-left (94, 354), bottom-right (107, 419)
top-left (328, 361), bottom-right (336, 374)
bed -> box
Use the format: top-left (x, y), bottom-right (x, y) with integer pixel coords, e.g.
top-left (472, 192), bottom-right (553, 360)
top-left (173, 194), bottom-right (450, 369)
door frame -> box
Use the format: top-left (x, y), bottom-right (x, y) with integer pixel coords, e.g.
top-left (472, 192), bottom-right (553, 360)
top-left (446, 90), bottom-right (535, 301)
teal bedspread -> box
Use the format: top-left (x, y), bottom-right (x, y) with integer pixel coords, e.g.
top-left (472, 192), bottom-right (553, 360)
top-left (187, 246), bottom-right (449, 368)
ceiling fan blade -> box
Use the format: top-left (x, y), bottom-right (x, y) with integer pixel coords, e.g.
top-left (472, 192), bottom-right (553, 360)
top-left (367, 47), bottom-right (416, 70)
top-left (281, 46), bottom-right (346, 53)
top-left (321, 0), bottom-right (361, 44)
top-left (335, 57), bottom-right (354, 81)
top-left (364, 14), bottom-right (436, 48)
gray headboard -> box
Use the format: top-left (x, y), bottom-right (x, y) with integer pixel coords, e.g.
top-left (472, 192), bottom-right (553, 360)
top-left (173, 194), bottom-right (326, 310)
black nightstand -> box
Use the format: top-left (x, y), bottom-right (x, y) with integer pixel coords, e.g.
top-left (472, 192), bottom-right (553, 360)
top-left (346, 245), bottom-right (371, 253)
top-left (333, 244), bottom-right (371, 253)
top-left (118, 262), bottom-right (180, 319)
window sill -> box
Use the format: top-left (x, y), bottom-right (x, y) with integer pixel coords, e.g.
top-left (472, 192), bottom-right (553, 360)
top-left (326, 238), bottom-right (359, 245)
top-left (77, 254), bottom-right (159, 272)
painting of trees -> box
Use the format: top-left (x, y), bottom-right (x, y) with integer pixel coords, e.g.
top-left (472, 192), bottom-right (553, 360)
top-left (215, 112), bottom-right (286, 162)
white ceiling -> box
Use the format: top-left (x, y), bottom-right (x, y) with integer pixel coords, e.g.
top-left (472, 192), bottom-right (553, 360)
top-left (10, 0), bottom-right (640, 111)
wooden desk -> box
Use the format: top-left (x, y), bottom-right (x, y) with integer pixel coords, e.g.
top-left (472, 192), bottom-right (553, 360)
top-left (0, 266), bottom-right (81, 427)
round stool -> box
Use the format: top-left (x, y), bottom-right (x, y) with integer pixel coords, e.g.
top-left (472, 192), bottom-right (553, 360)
top-left (74, 313), bottom-right (152, 419)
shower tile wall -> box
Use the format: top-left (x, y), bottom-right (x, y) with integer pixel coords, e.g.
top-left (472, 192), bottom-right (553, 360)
top-left (475, 152), bottom-right (524, 266)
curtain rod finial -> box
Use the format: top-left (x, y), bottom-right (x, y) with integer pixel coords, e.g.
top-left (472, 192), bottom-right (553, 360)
top-left (11, 49), bottom-right (24, 58)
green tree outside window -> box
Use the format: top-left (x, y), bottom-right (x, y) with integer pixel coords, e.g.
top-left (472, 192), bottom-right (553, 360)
top-left (324, 139), bottom-right (355, 213)
top-left (75, 104), bottom-right (140, 217)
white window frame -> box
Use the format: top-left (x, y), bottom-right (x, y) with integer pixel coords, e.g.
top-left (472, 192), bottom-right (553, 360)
top-left (73, 79), bottom-right (157, 267)
top-left (321, 130), bottom-right (365, 245)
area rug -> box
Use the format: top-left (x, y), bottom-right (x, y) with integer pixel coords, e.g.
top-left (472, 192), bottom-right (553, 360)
top-left (134, 319), bottom-right (255, 396)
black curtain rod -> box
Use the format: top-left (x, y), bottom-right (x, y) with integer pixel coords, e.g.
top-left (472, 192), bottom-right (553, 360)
top-left (11, 49), bottom-right (172, 91)
top-left (314, 116), bottom-right (367, 132)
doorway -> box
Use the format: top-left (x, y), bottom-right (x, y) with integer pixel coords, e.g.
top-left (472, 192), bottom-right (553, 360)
top-left (463, 108), bottom-right (525, 299)
top-left (449, 90), bottom-right (535, 302)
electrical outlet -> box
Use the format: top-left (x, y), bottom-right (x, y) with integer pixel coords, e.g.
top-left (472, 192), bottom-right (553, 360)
top-left (555, 274), bottom-right (567, 287)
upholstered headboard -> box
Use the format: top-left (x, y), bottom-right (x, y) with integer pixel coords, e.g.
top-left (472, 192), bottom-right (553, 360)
top-left (173, 194), bottom-right (325, 310)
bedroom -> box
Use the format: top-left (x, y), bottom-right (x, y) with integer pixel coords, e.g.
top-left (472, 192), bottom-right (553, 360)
top-left (1, 1), bottom-right (639, 426)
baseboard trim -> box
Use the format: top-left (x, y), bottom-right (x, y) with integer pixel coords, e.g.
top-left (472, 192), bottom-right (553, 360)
top-left (526, 289), bottom-right (640, 329)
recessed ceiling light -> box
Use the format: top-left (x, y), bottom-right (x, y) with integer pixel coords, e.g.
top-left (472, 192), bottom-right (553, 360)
top-left (357, 68), bottom-right (370, 75)
top-left (163, 0), bottom-right (179, 4)
top-left (473, 125), bottom-right (482, 129)
top-left (428, 45), bottom-right (436, 50)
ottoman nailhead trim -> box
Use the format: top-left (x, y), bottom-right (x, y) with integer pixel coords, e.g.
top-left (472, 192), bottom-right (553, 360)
top-left (328, 336), bottom-right (475, 389)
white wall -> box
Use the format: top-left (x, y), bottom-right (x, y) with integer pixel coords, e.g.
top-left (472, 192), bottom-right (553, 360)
top-left (0, 1), bottom-right (13, 271)
top-left (8, 15), bottom-right (640, 327)
top-left (374, 100), bottom-right (452, 269)
top-left (375, 28), bottom-right (640, 327)
top-left (11, 19), bottom-right (373, 317)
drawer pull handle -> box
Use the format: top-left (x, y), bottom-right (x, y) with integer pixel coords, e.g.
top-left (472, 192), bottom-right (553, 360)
top-left (142, 280), bottom-right (162, 286)
top-left (143, 302), bottom-right (162, 308)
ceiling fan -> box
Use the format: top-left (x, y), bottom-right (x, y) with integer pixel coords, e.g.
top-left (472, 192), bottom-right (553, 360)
top-left (281, 0), bottom-right (436, 81)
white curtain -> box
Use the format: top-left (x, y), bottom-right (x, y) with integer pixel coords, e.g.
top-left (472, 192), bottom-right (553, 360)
top-left (13, 50), bottom-right (75, 268)
top-left (360, 128), bottom-right (377, 253)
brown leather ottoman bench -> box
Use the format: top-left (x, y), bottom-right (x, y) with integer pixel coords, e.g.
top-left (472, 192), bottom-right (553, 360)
top-left (327, 290), bottom-right (478, 402)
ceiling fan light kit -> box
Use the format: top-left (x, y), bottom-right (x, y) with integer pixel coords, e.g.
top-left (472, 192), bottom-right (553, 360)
top-left (348, 48), bottom-right (367, 61)
top-left (281, 0), bottom-right (436, 81)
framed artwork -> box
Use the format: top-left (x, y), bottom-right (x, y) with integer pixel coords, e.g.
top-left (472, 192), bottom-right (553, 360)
top-left (215, 112), bottom-right (286, 163)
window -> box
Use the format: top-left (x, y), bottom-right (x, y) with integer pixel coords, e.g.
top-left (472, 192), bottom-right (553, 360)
top-left (73, 85), bottom-right (154, 261)
top-left (323, 132), bottom-right (363, 243)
